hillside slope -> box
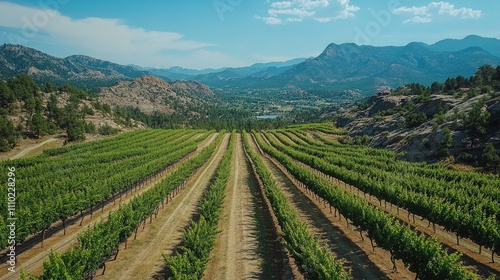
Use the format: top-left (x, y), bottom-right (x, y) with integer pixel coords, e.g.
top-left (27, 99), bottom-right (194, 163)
top-left (98, 75), bottom-right (220, 116)
top-left (337, 91), bottom-right (500, 164)
top-left (0, 44), bottom-right (145, 88)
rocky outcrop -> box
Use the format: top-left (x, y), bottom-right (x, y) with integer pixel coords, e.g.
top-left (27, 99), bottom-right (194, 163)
top-left (368, 95), bottom-right (410, 116)
top-left (98, 75), bottom-right (218, 115)
top-left (337, 93), bottom-right (500, 162)
top-left (414, 95), bottom-right (459, 117)
top-left (172, 80), bottom-right (216, 100)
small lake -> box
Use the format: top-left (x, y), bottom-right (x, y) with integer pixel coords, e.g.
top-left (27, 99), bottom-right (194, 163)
top-left (255, 114), bottom-right (283, 119)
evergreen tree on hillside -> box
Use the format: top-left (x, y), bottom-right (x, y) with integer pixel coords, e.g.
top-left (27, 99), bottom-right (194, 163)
top-left (482, 144), bottom-right (500, 173)
top-left (430, 82), bottom-right (443, 94)
top-left (0, 117), bottom-right (17, 152)
top-left (464, 99), bottom-right (490, 147)
top-left (29, 112), bottom-right (49, 138)
top-left (439, 127), bottom-right (453, 156)
top-left (474, 64), bottom-right (496, 86)
top-left (0, 81), bottom-right (15, 114)
top-left (44, 82), bottom-right (54, 93)
top-left (7, 74), bottom-right (40, 101)
top-left (493, 66), bottom-right (500, 91)
top-left (46, 94), bottom-right (61, 122)
top-left (60, 100), bottom-right (86, 142)
top-left (443, 77), bottom-right (458, 92)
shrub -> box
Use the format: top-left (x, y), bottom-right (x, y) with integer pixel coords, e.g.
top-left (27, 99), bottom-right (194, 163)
top-left (98, 124), bottom-right (119, 135)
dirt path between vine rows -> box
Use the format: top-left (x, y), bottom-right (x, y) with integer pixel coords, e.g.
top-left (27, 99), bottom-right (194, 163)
top-left (253, 133), bottom-right (415, 280)
top-left (0, 133), bottom-right (216, 280)
top-left (203, 134), bottom-right (292, 280)
top-left (97, 134), bottom-right (229, 280)
top-left (279, 131), bottom-right (500, 279)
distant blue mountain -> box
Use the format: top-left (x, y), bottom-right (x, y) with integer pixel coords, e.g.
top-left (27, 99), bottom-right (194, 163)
top-left (272, 39), bottom-right (500, 92)
top-left (134, 58), bottom-right (307, 81)
top-left (189, 35), bottom-right (500, 94)
top-left (428, 35), bottom-right (500, 57)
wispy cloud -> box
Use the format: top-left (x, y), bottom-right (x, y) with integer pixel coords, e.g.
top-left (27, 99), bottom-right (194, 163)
top-left (0, 1), bottom-right (238, 68)
top-left (256, 0), bottom-right (359, 25)
top-left (335, 0), bottom-right (361, 19)
top-left (254, 15), bottom-right (283, 25)
top-left (404, 16), bottom-right (433, 24)
top-left (394, 1), bottom-right (481, 24)
top-left (271, 1), bottom-right (293, 9)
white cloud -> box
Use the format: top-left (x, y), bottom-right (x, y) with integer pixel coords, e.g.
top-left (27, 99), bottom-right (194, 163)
top-left (0, 2), bottom-right (230, 67)
top-left (269, 8), bottom-right (315, 18)
top-left (297, 0), bottom-right (329, 10)
top-left (335, 0), bottom-right (360, 19)
top-left (254, 15), bottom-right (283, 25)
top-left (394, 1), bottom-right (481, 24)
top-left (315, 17), bottom-right (334, 23)
top-left (403, 16), bottom-right (432, 24)
top-left (432, 2), bottom-right (481, 18)
top-left (394, 6), bottom-right (429, 16)
top-left (271, 1), bottom-right (293, 9)
top-left (256, 0), bottom-right (359, 25)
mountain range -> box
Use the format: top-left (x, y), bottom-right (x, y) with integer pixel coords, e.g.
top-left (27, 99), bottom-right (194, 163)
top-left (272, 42), bottom-right (500, 91)
top-left (427, 35), bottom-right (500, 57)
top-left (0, 44), bottom-right (145, 88)
top-left (132, 57), bottom-right (307, 81)
top-left (1, 35), bottom-right (499, 95)
top-left (135, 35), bottom-right (500, 94)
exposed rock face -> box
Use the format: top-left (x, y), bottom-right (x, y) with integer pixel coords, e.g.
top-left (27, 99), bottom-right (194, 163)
top-left (415, 95), bottom-right (459, 117)
top-left (98, 75), bottom-right (218, 115)
top-left (172, 80), bottom-right (216, 99)
top-left (368, 96), bottom-right (409, 116)
top-left (337, 93), bottom-right (500, 162)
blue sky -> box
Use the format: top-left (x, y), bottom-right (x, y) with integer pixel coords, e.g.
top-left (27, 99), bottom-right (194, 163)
top-left (0, 0), bottom-right (498, 69)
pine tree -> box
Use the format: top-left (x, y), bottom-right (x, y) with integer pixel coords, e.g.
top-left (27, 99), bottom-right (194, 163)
top-left (464, 99), bottom-right (490, 147)
top-left (482, 144), bottom-right (500, 173)
top-left (439, 127), bottom-right (453, 156)
top-left (0, 117), bottom-right (17, 151)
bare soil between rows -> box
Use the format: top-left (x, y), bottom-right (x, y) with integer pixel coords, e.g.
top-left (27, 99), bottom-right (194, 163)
top-left (96, 134), bottom-right (229, 280)
top-left (0, 133), bottom-right (216, 280)
top-left (254, 133), bottom-right (416, 280)
top-left (203, 133), bottom-right (292, 280)
top-left (276, 131), bottom-right (500, 279)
